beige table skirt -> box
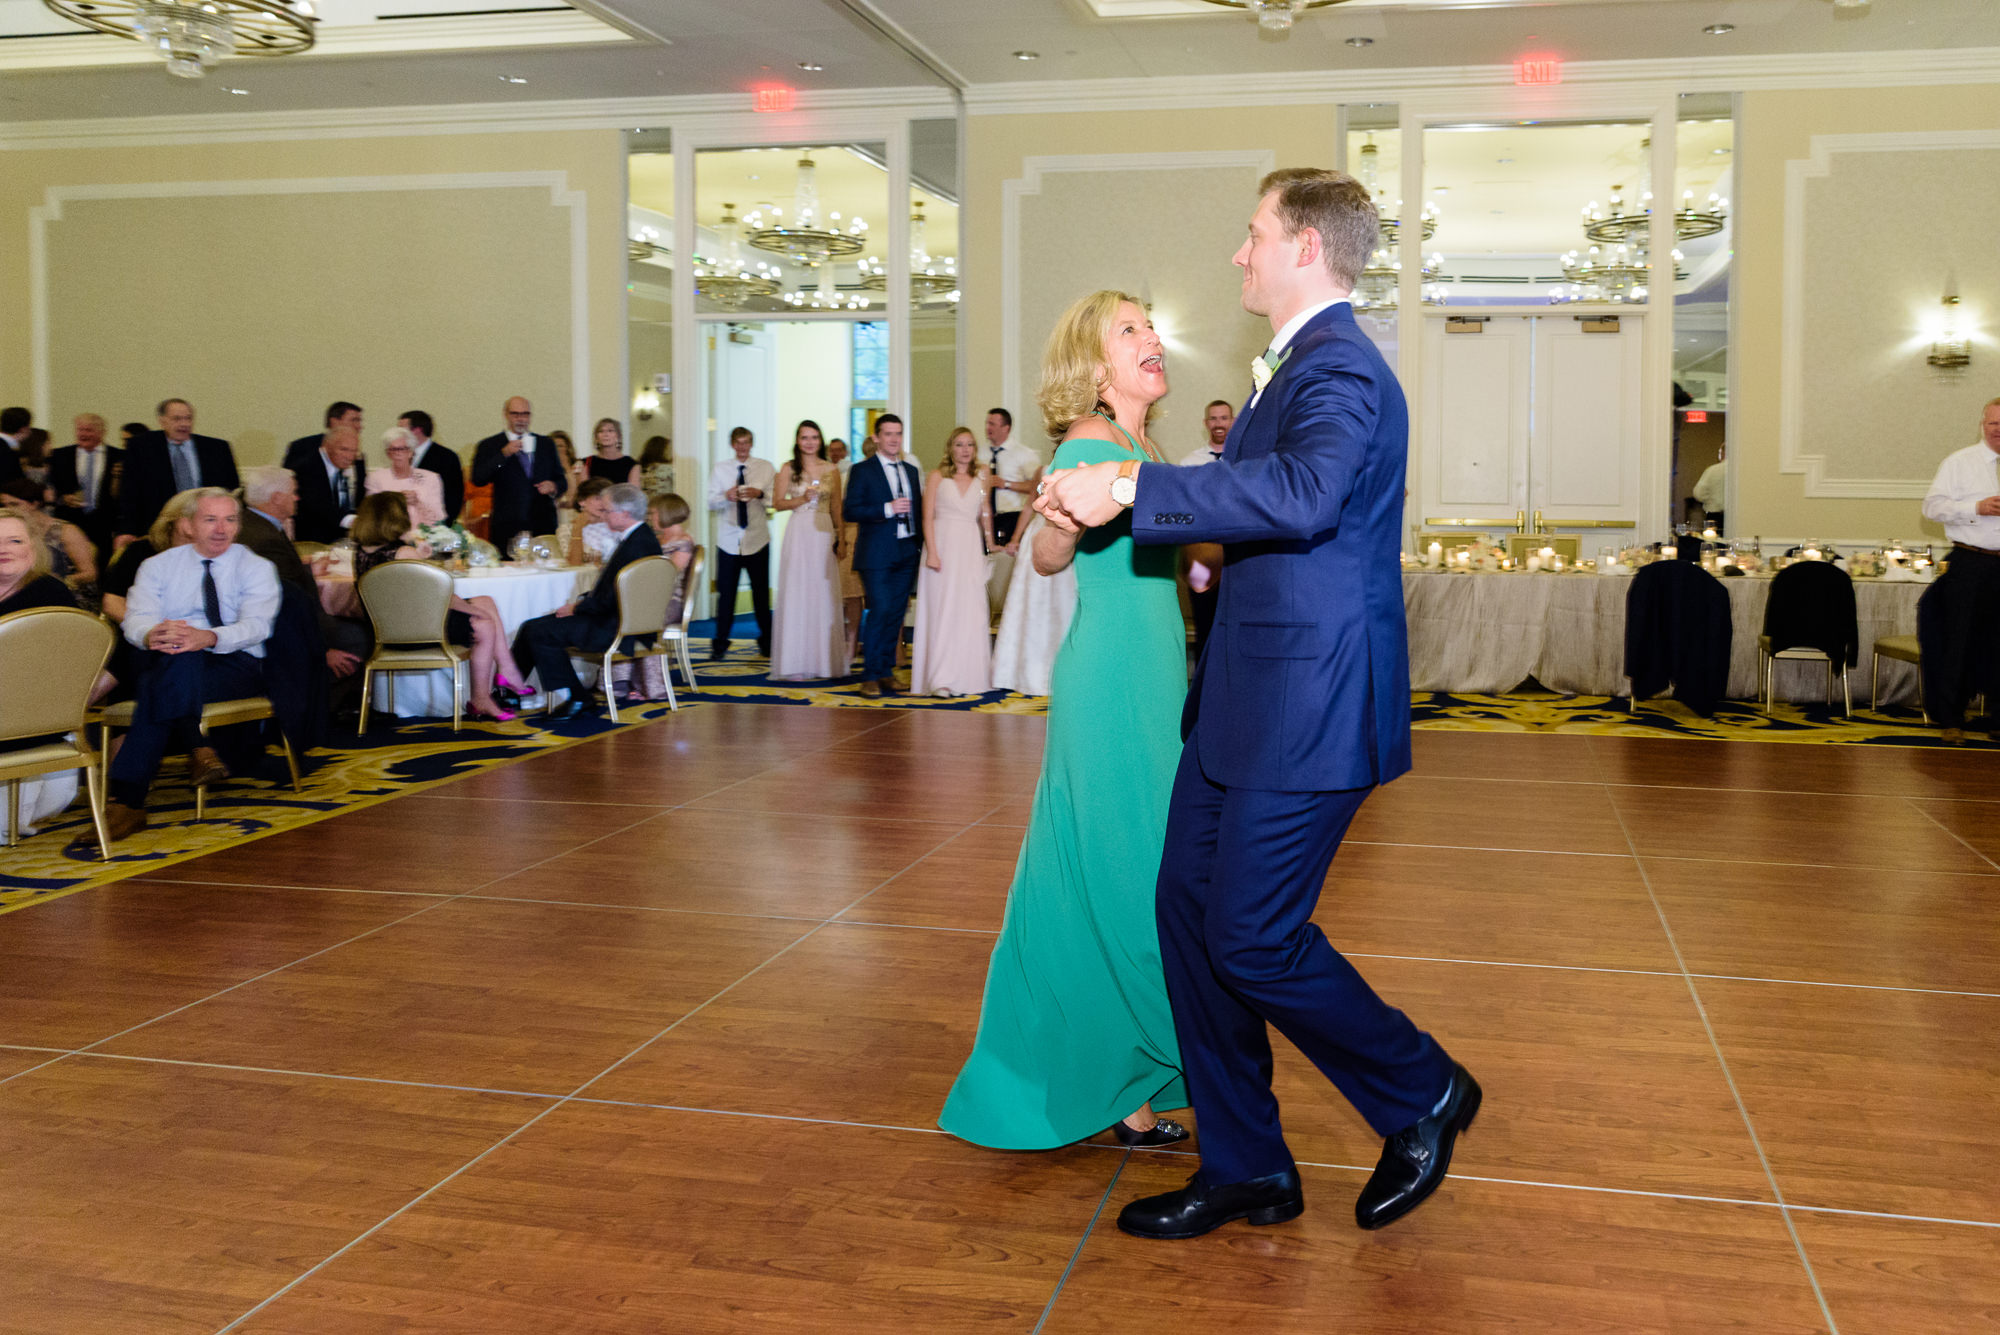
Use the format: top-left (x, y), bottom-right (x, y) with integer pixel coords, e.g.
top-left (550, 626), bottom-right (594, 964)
top-left (1402, 570), bottom-right (1925, 704)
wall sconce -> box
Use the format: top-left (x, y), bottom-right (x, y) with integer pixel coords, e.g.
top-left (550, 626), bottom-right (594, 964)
top-left (634, 388), bottom-right (661, 421)
top-left (1928, 295), bottom-right (1971, 369)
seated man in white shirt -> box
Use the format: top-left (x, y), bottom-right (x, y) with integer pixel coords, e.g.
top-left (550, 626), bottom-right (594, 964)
top-left (1692, 445), bottom-right (1726, 535)
top-left (1918, 397), bottom-right (2000, 743)
top-left (87, 488), bottom-right (281, 842)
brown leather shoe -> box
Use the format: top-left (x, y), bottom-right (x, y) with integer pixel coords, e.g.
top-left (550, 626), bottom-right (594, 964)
top-left (879, 675), bottom-right (904, 696)
top-left (188, 745), bottom-right (230, 789)
top-left (858, 679), bottom-right (882, 699)
top-left (1942, 727), bottom-right (1968, 747)
top-left (72, 800), bottom-right (147, 851)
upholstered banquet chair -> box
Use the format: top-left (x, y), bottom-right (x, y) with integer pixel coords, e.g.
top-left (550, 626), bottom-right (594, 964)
top-left (586, 554), bottom-right (678, 721)
top-left (356, 559), bottom-right (466, 733)
top-left (0, 607), bottom-right (113, 855)
top-left (94, 696), bottom-right (301, 822)
top-left (661, 545), bottom-right (704, 697)
top-left (1759, 560), bottom-right (1858, 715)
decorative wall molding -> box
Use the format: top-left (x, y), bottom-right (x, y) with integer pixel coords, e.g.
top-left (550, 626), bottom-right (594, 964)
top-left (1000, 149), bottom-right (1273, 414)
top-left (28, 171), bottom-right (589, 426)
top-left (0, 86), bottom-right (958, 152)
top-left (1779, 129), bottom-right (2000, 499)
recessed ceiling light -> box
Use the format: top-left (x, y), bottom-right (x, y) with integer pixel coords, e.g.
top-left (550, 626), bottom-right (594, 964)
top-left (1013, 50), bottom-right (1039, 60)
top-left (1345, 36), bottom-right (1373, 47)
top-left (499, 74), bottom-right (528, 84)
top-left (1703, 23), bottom-right (1734, 34)
top-left (797, 61), bottom-right (823, 71)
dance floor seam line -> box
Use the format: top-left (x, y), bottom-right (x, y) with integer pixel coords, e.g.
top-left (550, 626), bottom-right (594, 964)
top-left (1906, 795), bottom-right (2000, 874)
top-left (1609, 799), bottom-right (1844, 1335)
top-left (1034, 1152), bottom-right (1131, 1334)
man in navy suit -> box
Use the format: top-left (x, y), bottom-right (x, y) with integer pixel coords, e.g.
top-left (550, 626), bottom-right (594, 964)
top-left (471, 396), bottom-right (565, 557)
top-left (511, 483), bottom-right (662, 719)
top-left (398, 409), bottom-right (465, 522)
top-left (1040, 168), bottom-right (1476, 1240)
top-left (117, 398), bottom-right (240, 549)
top-left (48, 412), bottom-right (122, 567)
top-left (841, 414), bottom-right (923, 698)
top-left (282, 402), bottom-right (367, 544)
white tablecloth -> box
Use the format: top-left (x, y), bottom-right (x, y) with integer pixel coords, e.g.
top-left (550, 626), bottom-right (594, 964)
top-left (1403, 569), bottom-right (1926, 705)
top-left (371, 565), bottom-right (596, 718)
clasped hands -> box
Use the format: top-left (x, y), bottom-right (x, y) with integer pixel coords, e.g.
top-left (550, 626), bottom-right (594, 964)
top-left (1031, 462), bottom-right (1129, 534)
top-left (146, 619), bottom-right (219, 654)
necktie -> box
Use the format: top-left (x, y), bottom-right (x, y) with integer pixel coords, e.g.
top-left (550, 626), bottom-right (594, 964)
top-left (889, 461), bottom-right (909, 539)
top-left (516, 435), bottom-right (533, 474)
top-left (989, 447), bottom-right (1003, 521)
top-left (171, 440), bottom-right (198, 492)
top-left (335, 468), bottom-right (351, 513)
top-left (736, 464), bottom-right (749, 528)
top-left (80, 450), bottom-right (96, 511)
top-left (201, 558), bottom-right (222, 629)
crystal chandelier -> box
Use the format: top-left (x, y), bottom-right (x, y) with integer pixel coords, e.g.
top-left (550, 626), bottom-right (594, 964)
top-left (43, 0), bottom-right (316, 78)
top-left (1198, 0), bottom-right (1346, 34)
top-left (1354, 248), bottom-right (1444, 311)
top-left (747, 155), bottom-right (869, 268)
top-left (859, 202), bottom-right (959, 306)
top-left (1356, 136), bottom-right (1439, 248)
top-left (1580, 183), bottom-right (1727, 248)
top-left (693, 205), bottom-right (781, 311)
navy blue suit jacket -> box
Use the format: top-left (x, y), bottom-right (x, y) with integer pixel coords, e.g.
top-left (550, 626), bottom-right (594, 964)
top-left (1132, 302), bottom-right (1411, 792)
top-left (841, 453), bottom-right (925, 570)
top-left (118, 431), bottom-right (239, 538)
top-left (470, 431), bottom-right (565, 542)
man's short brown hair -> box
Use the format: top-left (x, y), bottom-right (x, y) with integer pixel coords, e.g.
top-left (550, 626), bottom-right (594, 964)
top-left (1258, 167), bottom-right (1378, 290)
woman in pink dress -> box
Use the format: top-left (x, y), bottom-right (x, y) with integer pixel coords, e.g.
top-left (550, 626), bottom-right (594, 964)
top-left (912, 428), bottom-right (995, 697)
top-left (365, 426), bottom-right (447, 528)
top-left (768, 419), bottom-right (847, 681)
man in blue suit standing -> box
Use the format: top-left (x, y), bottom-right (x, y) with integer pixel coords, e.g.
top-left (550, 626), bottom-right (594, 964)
top-left (1039, 168), bottom-right (1477, 1239)
top-left (842, 414), bottom-right (923, 698)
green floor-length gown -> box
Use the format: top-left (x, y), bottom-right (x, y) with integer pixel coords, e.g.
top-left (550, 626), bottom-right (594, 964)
top-left (939, 424), bottom-right (1188, 1149)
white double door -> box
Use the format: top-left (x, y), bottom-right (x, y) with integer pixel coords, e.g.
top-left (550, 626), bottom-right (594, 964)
top-left (1419, 313), bottom-right (1644, 531)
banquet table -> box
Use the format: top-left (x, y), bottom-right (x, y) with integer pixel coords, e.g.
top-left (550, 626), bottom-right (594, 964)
top-left (322, 563), bottom-right (597, 716)
top-left (1402, 568), bottom-right (1927, 705)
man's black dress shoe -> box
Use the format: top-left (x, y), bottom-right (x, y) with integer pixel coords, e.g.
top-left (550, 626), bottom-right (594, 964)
top-left (1111, 1117), bottom-right (1190, 1148)
top-left (1354, 1062), bottom-right (1481, 1230)
top-left (1116, 1169), bottom-right (1303, 1240)
top-left (545, 698), bottom-right (591, 720)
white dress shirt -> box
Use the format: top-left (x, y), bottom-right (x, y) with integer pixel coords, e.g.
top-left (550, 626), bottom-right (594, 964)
top-left (321, 449), bottom-right (360, 530)
top-left (123, 542), bottom-right (281, 658)
top-left (74, 444), bottom-right (104, 509)
top-left (1179, 444), bottom-right (1223, 467)
top-left (1249, 297), bottom-right (1350, 411)
top-left (1692, 461), bottom-right (1727, 513)
top-left (871, 453), bottom-right (917, 540)
top-left (1922, 442), bottom-right (2000, 549)
top-left (983, 439), bottom-right (1041, 515)
top-left (706, 453), bottom-right (777, 556)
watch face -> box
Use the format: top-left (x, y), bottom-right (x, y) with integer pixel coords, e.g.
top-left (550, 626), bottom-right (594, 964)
top-left (1111, 476), bottom-right (1138, 505)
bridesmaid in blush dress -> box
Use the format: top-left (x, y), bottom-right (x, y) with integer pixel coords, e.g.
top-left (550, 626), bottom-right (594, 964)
top-left (768, 419), bottom-right (847, 681)
top-left (912, 428), bottom-right (995, 697)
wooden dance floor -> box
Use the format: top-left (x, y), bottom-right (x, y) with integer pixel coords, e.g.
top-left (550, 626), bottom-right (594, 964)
top-left (2, 704), bottom-right (1996, 1332)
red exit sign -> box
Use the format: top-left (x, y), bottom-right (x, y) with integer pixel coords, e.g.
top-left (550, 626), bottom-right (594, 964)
top-left (1684, 410), bottom-right (1709, 423)
top-left (751, 85), bottom-right (796, 113)
top-left (1515, 54), bottom-right (1563, 86)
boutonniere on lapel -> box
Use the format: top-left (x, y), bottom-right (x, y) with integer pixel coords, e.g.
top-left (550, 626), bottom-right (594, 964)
top-left (1250, 346), bottom-right (1294, 395)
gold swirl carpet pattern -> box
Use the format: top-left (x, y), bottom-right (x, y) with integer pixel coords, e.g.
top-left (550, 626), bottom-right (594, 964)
top-left (3, 649), bottom-right (1982, 912)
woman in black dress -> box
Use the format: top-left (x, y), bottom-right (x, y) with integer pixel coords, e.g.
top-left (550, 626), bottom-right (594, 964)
top-left (584, 417), bottom-right (638, 485)
top-left (351, 493), bottom-right (525, 721)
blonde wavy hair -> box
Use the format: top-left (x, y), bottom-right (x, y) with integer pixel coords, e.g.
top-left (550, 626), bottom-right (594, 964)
top-left (149, 488), bottom-right (209, 551)
top-left (933, 426), bottom-right (986, 480)
top-left (0, 508), bottom-right (52, 586)
top-left (1036, 289), bottom-right (1157, 441)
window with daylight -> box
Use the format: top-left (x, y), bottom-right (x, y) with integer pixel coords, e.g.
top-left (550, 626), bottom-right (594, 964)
top-left (851, 321), bottom-right (889, 443)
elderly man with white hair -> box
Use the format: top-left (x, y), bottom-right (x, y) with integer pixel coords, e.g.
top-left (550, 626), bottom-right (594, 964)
top-left (510, 483), bottom-right (662, 719)
top-left (365, 425), bottom-right (447, 528)
top-left (238, 464), bottom-right (369, 690)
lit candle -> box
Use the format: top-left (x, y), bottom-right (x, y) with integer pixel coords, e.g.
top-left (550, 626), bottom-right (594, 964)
top-left (1526, 554), bottom-right (1543, 573)
top-left (1551, 554), bottom-right (1565, 572)
top-left (1427, 541), bottom-right (1443, 568)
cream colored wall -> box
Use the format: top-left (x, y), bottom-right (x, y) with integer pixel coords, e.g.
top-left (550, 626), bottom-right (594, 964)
top-left (910, 314), bottom-right (958, 472)
top-left (1736, 85), bottom-right (2000, 539)
top-left (0, 128), bottom-right (627, 474)
top-left (628, 281), bottom-right (675, 487)
top-left (965, 107), bottom-right (1338, 460)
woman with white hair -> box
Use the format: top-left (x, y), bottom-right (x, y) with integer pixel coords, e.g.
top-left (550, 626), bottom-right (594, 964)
top-left (364, 425), bottom-right (447, 528)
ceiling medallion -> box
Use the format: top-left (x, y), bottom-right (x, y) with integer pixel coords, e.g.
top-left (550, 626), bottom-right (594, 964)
top-left (43, 0), bottom-right (316, 78)
top-left (1198, 0), bottom-right (1347, 35)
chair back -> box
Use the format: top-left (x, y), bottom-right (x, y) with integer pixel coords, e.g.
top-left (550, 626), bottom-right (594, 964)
top-left (358, 558), bottom-right (454, 645)
top-left (1762, 560), bottom-right (1858, 666)
top-left (679, 546), bottom-right (705, 631)
top-left (1623, 559), bottom-right (1732, 714)
top-left (0, 607), bottom-right (112, 745)
top-left (613, 555), bottom-right (676, 639)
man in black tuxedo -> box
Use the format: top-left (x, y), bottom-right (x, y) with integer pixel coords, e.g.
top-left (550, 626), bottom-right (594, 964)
top-left (0, 406), bottom-right (28, 484)
top-left (471, 396), bottom-right (564, 557)
top-left (841, 414), bottom-right (923, 698)
top-left (283, 403), bottom-right (367, 543)
top-left (117, 398), bottom-right (240, 549)
top-left (398, 409), bottom-right (464, 522)
top-left (239, 464), bottom-right (369, 693)
top-left (511, 483), bottom-right (662, 719)
top-left (48, 412), bottom-right (122, 567)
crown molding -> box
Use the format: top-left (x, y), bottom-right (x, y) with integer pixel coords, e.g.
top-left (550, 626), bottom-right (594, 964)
top-left (0, 85), bottom-right (957, 152)
top-left (964, 46), bottom-right (2000, 116)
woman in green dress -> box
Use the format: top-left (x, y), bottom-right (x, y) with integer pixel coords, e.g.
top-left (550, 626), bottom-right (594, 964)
top-left (939, 291), bottom-right (1190, 1150)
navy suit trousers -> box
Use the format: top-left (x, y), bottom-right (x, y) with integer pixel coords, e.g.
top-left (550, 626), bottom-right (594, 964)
top-left (1155, 743), bottom-right (1454, 1184)
top-left (110, 648), bottom-right (264, 806)
top-left (858, 555), bottom-right (918, 681)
